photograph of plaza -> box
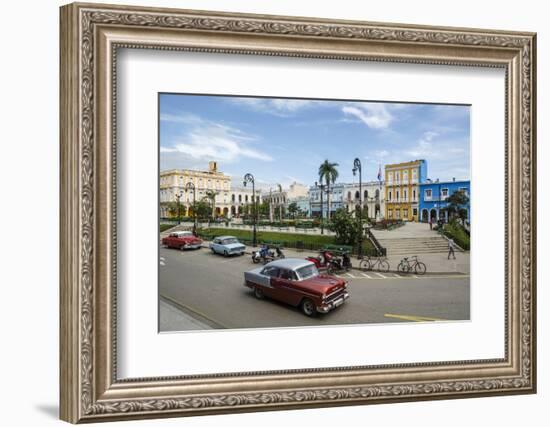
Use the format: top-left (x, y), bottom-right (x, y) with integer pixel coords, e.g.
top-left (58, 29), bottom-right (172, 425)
top-left (158, 93), bottom-right (471, 331)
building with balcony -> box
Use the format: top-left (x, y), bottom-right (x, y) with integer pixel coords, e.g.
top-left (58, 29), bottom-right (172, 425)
top-left (229, 187), bottom-right (262, 218)
top-left (385, 159), bottom-right (427, 222)
top-left (309, 181), bottom-right (385, 221)
top-left (419, 179), bottom-right (470, 223)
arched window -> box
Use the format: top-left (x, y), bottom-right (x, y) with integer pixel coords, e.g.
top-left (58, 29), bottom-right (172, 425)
top-left (245, 195), bottom-right (248, 202)
top-left (364, 190), bottom-right (368, 199)
top-left (238, 194), bottom-right (242, 202)
top-left (375, 189), bottom-right (380, 200)
top-left (347, 191), bottom-right (351, 201)
top-left (231, 194), bottom-right (235, 202)
top-left (355, 191), bottom-right (360, 199)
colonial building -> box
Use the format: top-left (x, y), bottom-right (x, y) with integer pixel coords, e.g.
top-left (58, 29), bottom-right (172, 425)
top-left (419, 179), bottom-right (470, 223)
top-left (309, 181), bottom-right (385, 221)
top-left (385, 159), bottom-right (427, 222)
top-left (263, 182), bottom-right (308, 221)
top-left (229, 187), bottom-right (262, 218)
top-left (342, 181), bottom-right (385, 221)
top-left (160, 161), bottom-right (262, 219)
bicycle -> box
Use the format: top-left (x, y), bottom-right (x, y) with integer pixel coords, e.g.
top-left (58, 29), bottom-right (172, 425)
top-left (359, 255), bottom-right (390, 273)
top-left (396, 255), bottom-right (427, 275)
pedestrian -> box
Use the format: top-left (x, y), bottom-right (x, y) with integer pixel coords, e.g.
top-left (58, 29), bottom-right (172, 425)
top-left (447, 237), bottom-right (456, 260)
top-left (429, 218), bottom-right (433, 230)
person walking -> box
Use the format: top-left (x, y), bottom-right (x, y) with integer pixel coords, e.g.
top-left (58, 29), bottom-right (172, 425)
top-left (447, 237), bottom-right (456, 260)
top-left (429, 218), bottom-right (433, 230)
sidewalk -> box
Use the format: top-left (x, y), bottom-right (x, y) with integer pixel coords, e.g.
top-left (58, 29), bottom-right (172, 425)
top-left (241, 244), bottom-right (469, 275)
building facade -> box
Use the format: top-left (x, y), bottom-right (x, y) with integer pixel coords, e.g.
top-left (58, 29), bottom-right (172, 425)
top-left (309, 181), bottom-right (385, 221)
top-left (419, 179), bottom-right (470, 223)
top-left (229, 187), bottom-right (262, 218)
top-left (385, 159), bottom-right (427, 222)
top-left (160, 161), bottom-right (262, 219)
top-left (341, 181), bottom-right (385, 221)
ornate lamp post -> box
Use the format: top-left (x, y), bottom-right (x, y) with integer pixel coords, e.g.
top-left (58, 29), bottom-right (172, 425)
top-left (185, 182), bottom-right (197, 235)
top-left (314, 181), bottom-right (325, 235)
top-left (352, 158), bottom-right (363, 258)
top-left (243, 173), bottom-right (257, 246)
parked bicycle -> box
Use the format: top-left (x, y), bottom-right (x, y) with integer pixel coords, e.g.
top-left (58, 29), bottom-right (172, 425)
top-left (359, 255), bottom-right (390, 273)
top-left (397, 256), bottom-right (427, 275)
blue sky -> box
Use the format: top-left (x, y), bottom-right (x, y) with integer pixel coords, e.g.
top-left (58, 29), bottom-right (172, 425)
top-left (160, 94), bottom-right (470, 189)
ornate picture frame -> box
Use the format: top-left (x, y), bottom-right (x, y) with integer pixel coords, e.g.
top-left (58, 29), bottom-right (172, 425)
top-left (60, 2), bottom-right (536, 423)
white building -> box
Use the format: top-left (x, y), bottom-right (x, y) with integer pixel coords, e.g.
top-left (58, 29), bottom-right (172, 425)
top-left (309, 181), bottom-right (385, 221)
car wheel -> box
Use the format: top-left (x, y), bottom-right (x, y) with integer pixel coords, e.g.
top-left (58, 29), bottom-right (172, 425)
top-left (254, 287), bottom-right (264, 299)
top-left (224, 250), bottom-right (228, 257)
top-left (180, 245), bottom-right (186, 251)
top-left (301, 298), bottom-right (317, 317)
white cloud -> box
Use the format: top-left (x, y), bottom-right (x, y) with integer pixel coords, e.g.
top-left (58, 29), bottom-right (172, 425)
top-left (163, 121), bottom-right (272, 163)
top-left (406, 131), bottom-right (440, 157)
top-left (160, 112), bottom-right (203, 125)
top-left (341, 104), bottom-right (394, 129)
top-left (230, 98), bottom-right (317, 116)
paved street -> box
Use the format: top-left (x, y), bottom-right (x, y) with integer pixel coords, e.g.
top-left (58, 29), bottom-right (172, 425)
top-left (159, 245), bottom-right (470, 331)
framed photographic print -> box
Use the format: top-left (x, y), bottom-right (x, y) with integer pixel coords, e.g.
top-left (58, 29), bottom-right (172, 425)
top-left (60, 2), bottom-right (537, 423)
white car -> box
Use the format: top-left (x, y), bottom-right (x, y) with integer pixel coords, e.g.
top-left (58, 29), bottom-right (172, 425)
top-left (209, 236), bottom-right (246, 256)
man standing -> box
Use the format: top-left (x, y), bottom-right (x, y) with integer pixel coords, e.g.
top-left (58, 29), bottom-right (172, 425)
top-left (429, 218), bottom-right (433, 230)
top-left (448, 237), bottom-right (456, 260)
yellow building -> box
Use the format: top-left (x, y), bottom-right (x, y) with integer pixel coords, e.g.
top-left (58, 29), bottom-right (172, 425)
top-left (384, 159), bottom-right (427, 222)
top-left (160, 161), bottom-right (232, 218)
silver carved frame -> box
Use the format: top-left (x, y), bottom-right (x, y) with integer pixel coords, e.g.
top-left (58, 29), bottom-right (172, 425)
top-left (60, 2), bottom-right (537, 423)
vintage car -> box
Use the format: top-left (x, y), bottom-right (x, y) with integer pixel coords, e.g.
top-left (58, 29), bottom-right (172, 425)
top-left (209, 236), bottom-right (246, 256)
top-left (161, 230), bottom-right (203, 250)
top-left (244, 258), bottom-right (349, 316)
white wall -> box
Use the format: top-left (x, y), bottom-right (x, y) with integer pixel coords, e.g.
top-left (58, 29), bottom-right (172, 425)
top-left (0, 0), bottom-right (546, 426)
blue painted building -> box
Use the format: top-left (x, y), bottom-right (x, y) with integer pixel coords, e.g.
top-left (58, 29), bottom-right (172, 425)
top-left (418, 179), bottom-right (470, 223)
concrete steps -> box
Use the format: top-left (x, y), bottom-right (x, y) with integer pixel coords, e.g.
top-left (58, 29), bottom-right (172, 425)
top-left (376, 237), bottom-right (457, 255)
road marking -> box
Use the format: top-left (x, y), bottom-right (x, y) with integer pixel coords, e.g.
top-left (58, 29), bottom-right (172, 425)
top-left (345, 272), bottom-right (355, 278)
top-left (160, 257), bottom-right (165, 261)
top-left (160, 261), bottom-right (166, 266)
top-left (384, 313), bottom-right (446, 322)
top-left (360, 272), bottom-right (372, 278)
top-left (374, 272), bottom-right (387, 279)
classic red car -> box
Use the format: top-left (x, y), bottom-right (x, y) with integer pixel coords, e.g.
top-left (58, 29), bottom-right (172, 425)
top-left (244, 258), bottom-right (349, 316)
top-left (161, 230), bottom-right (203, 250)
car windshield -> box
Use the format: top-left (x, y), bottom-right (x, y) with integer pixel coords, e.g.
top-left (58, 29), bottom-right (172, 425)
top-left (222, 238), bottom-right (238, 245)
top-left (295, 264), bottom-right (319, 280)
top-left (177, 232), bottom-right (192, 237)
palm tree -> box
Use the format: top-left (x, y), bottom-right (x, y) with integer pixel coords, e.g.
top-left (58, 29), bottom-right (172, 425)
top-left (318, 160), bottom-right (339, 220)
top-left (204, 190), bottom-right (219, 218)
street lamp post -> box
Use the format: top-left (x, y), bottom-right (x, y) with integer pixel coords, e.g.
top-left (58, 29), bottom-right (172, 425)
top-left (315, 181), bottom-right (325, 235)
top-left (185, 182), bottom-right (197, 235)
top-left (243, 173), bottom-right (257, 246)
top-left (352, 158), bottom-right (363, 258)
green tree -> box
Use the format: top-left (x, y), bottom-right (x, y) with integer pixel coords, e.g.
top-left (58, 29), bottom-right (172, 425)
top-left (327, 208), bottom-right (361, 246)
top-left (288, 202), bottom-right (299, 219)
top-left (204, 190), bottom-right (219, 218)
top-left (193, 199), bottom-right (211, 221)
top-left (258, 201), bottom-right (270, 217)
top-left (318, 160), bottom-right (339, 220)
top-left (445, 190), bottom-right (469, 220)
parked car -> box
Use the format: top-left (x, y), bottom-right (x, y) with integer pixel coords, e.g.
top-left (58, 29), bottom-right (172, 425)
top-left (244, 258), bottom-right (349, 316)
top-left (161, 231), bottom-right (202, 250)
top-left (210, 236), bottom-right (246, 256)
